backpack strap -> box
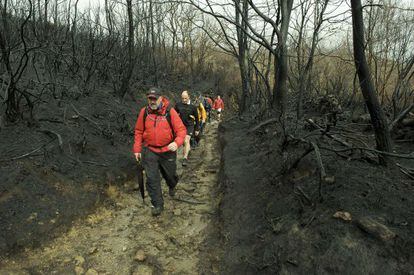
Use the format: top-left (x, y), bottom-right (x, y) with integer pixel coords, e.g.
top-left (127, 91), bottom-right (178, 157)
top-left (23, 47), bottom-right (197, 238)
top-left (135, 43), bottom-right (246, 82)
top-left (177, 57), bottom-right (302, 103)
top-left (165, 106), bottom-right (174, 136)
top-left (142, 107), bottom-right (148, 132)
top-left (142, 106), bottom-right (175, 139)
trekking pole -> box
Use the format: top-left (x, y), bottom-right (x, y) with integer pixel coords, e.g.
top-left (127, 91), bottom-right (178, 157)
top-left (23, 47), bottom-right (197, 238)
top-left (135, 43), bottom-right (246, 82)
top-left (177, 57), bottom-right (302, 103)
top-left (136, 160), bottom-right (145, 204)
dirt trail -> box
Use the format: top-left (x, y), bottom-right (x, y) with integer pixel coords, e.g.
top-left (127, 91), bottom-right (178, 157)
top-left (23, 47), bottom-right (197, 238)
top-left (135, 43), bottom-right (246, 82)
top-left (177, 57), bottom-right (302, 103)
top-left (0, 122), bottom-right (221, 275)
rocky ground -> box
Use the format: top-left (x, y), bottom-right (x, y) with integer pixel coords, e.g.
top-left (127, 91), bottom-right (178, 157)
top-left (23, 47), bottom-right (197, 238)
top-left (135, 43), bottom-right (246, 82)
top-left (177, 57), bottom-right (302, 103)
top-left (0, 122), bottom-right (222, 274)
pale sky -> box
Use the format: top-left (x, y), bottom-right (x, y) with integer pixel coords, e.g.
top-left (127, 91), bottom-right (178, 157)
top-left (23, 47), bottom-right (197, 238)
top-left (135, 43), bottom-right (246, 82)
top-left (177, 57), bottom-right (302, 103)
top-left (77, 0), bottom-right (100, 10)
top-left (74, 0), bottom-right (413, 50)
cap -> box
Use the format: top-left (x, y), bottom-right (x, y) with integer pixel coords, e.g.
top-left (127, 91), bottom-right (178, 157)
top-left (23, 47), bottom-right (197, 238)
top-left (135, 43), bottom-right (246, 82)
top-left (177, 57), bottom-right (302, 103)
top-left (147, 87), bottom-right (161, 98)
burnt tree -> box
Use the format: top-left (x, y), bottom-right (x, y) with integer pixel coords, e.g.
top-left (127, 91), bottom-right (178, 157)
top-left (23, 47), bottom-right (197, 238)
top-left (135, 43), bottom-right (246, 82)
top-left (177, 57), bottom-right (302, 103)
top-left (118, 0), bottom-right (135, 98)
top-left (351, 0), bottom-right (392, 165)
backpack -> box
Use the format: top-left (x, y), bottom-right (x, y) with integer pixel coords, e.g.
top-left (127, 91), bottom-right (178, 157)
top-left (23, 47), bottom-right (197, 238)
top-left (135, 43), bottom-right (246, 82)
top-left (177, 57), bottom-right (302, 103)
top-left (203, 98), bottom-right (212, 110)
top-left (142, 106), bottom-right (175, 138)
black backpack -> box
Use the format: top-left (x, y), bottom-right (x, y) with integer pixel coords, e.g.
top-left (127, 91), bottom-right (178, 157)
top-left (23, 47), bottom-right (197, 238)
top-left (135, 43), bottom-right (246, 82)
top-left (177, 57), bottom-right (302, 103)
top-left (203, 98), bottom-right (212, 111)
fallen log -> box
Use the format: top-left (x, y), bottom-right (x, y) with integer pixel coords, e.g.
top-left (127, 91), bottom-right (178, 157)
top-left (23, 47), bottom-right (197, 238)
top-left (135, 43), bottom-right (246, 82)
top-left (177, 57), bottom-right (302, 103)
top-left (0, 139), bottom-right (56, 162)
top-left (306, 119), bottom-right (351, 147)
top-left (396, 163), bottom-right (414, 180)
top-left (389, 103), bottom-right (414, 132)
top-left (248, 118), bottom-right (278, 133)
top-left (310, 142), bottom-right (326, 200)
top-left (71, 103), bottom-right (102, 131)
top-left (320, 146), bottom-right (414, 160)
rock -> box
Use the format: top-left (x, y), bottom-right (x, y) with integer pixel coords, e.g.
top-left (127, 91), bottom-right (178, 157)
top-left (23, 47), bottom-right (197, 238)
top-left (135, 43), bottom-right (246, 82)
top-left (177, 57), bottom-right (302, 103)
top-left (173, 209), bottom-right (182, 216)
top-left (356, 216), bottom-right (396, 241)
top-left (103, 247), bottom-right (112, 252)
top-left (122, 246), bottom-right (127, 252)
top-left (74, 255), bottom-right (86, 266)
top-left (352, 113), bottom-right (371, 123)
top-left (89, 247), bottom-right (98, 254)
top-left (75, 266), bottom-right (85, 275)
top-left (181, 185), bottom-right (196, 192)
top-left (333, 211), bottom-right (352, 221)
top-left (106, 185), bottom-right (120, 199)
top-left (85, 269), bottom-right (99, 275)
top-left (168, 236), bottom-right (181, 246)
top-left (205, 169), bottom-right (217, 174)
top-left (134, 249), bottom-right (146, 262)
top-left (323, 176), bottom-right (335, 184)
top-left (155, 242), bottom-right (163, 250)
top-left (27, 212), bottom-right (38, 222)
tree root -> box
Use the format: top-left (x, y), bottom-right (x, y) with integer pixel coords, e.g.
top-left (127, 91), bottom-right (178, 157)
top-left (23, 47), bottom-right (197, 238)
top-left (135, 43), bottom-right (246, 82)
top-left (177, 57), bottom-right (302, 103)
top-left (37, 129), bottom-right (63, 151)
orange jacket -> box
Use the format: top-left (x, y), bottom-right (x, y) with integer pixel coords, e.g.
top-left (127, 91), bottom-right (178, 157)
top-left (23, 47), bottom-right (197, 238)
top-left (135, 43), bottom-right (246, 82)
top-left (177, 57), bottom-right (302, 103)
top-left (133, 97), bottom-right (186, 153)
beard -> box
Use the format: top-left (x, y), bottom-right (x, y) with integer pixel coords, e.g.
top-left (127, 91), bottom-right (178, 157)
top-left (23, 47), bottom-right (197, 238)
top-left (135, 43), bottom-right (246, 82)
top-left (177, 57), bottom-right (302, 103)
top-left (149, 103), bottom-right (158, 110)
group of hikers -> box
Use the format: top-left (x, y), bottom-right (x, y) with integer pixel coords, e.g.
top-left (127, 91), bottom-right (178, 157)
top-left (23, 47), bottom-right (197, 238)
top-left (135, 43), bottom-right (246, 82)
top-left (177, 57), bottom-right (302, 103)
top-left (133, 87), bottom-right (224, 216)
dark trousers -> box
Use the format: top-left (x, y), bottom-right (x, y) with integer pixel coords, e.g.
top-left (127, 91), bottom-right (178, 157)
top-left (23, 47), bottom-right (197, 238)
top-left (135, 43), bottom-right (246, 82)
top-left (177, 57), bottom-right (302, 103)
top-left (199, 121), bottom-right (204, 134)
top-left (142, 147), bottom-right (178, 208)
top-left (206, 109), bottom-right (211, 122)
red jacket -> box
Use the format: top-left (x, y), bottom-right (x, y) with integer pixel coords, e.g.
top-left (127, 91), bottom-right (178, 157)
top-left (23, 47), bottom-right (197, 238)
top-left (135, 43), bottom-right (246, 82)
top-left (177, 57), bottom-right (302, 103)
top-left (133, 97), bottom-right (186, 153)
top-left (213, 98), bottom-right (224, 110)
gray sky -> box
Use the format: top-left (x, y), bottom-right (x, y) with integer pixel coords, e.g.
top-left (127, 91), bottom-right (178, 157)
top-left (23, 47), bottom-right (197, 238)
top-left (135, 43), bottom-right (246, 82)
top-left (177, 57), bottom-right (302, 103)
top-left (76, 0), bottom-right (414, 9)
top-left (74, 0), bottom-right (413, 50)
top-left (77, 0), bottom-right (100, 10)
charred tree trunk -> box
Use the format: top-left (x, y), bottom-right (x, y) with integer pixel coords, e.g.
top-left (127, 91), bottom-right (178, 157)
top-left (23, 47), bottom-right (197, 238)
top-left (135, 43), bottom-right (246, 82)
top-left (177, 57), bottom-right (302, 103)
top-left (0, 30), bottom-right (17, 119)
top-left (272, 0), bottom-right (293, 119)
top-left (351, 0), bottom-right (392, 165)
top-left (273, 48), bottom-right (289, 118)
top-left (118, 0), bottom-right (135, 98)
top-left (149, 0), bottom-right (158, 85)
top-left (235, 0), bottom-right (250, 114)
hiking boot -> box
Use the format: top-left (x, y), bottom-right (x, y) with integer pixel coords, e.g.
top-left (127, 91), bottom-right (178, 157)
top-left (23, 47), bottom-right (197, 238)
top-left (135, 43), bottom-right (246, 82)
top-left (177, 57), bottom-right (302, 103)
top-left (168, 187), bottom-right (176, 197)
top-left (151, 206), bottom-right (163, 216)
top-left (182, 158), bottom-right (188, 167)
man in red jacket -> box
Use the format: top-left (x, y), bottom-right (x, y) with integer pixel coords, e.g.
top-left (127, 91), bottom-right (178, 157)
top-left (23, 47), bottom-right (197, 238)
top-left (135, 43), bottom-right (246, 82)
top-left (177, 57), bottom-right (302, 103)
top-left (133, 87), bottom-right (186, 216)
top-left (213, 95), bottom-right (224, 121)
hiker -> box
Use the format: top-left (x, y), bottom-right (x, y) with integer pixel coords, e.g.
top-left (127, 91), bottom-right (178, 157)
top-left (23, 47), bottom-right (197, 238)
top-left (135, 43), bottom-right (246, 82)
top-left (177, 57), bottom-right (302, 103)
top-left (195, 99), bottom-right (207, 146)
top-left (133, 87), bottom-right (186, 216)
top-left (175, 90), bottom-right (199, 166)
top-left (203, 95), bottom-right (213, 122)
top-left (213, 95), bottom-right (224, 121)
